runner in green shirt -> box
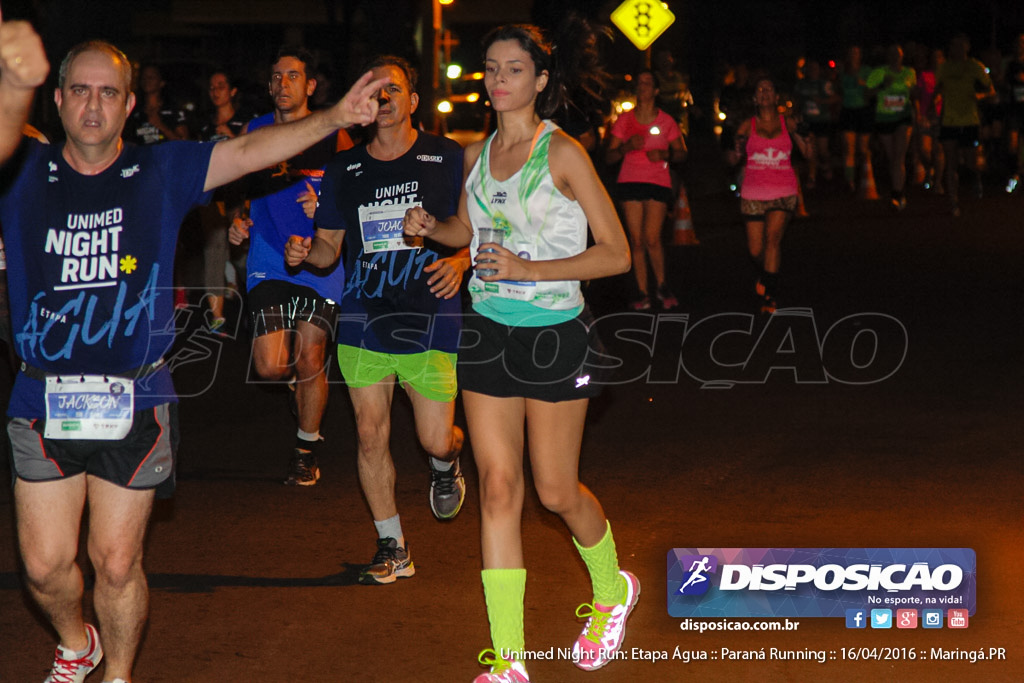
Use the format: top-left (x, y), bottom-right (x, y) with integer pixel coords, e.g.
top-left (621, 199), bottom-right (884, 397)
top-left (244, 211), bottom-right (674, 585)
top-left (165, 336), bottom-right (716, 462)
top-left (866, 44), bottom-right (917, 210)
top-left (935, 34), bottom-right (995, 215)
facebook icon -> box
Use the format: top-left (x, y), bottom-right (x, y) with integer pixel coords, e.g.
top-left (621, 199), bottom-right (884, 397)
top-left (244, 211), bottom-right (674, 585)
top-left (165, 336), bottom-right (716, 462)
top-left (846, 609), bottom-right (867, 629)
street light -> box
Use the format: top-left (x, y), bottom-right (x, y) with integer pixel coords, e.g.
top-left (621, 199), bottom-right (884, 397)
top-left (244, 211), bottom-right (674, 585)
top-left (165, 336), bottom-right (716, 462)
top-left (429, 0), bottom-right (457, 132)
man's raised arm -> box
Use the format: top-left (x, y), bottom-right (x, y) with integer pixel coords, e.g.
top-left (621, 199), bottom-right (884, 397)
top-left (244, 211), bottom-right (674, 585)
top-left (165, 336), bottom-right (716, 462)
top-left (204, 70), bottom-right (385, 192)
top-left (0, 14), bottom-right (48, 164)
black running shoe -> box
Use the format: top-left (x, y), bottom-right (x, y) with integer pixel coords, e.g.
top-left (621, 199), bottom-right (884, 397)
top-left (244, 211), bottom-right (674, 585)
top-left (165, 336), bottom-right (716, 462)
top-left (359, 537), bottom-right (415, 585)
top-left (284, 449), bottom-right (320, 486)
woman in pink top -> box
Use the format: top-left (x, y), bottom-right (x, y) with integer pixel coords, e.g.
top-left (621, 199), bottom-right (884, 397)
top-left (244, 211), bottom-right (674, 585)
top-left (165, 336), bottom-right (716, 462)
top-left (606, 70), bottom-right (686, 310)
top-left (913, 46), bottom-right (945, 193)
top-left (729, 77), bottom-right (809, 313)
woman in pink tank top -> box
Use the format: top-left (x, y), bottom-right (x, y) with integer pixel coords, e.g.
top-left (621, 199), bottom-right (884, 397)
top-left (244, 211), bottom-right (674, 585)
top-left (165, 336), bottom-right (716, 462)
top-left (728, 77), bottom-right (809, 313)
top-left (606, 69), bottom-right (687, 310)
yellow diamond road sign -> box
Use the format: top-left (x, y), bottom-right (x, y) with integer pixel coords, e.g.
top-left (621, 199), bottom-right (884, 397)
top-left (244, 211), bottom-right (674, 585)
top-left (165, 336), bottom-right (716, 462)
top-left (611, 0), bottom-right (675, 51)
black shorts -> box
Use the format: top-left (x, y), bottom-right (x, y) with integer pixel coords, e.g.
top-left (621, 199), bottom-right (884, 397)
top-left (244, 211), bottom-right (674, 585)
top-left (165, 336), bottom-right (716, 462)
top-left (839, 107), bottom-right (873, 134)
top-left (457, 307), bottom-right (612, 402)
top-left (247, 279), bottom-right (338, 338)
top-left (617, 182), bottom-right (674, 206)
top-left (807, 121), bottom-right (833, 137)
top-left (8, 403), bottom-right (179, 496)
top-left (875, 118), bottom-right (912, 135)
top-left (938, 125), bottom-right (980, 147)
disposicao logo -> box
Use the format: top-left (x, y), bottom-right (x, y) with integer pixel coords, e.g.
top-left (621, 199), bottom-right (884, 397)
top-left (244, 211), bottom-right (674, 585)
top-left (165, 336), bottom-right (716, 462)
top-left (667, 548), bottom-right (976, 619)
top-left (676, 555), bottom-right (718, 596)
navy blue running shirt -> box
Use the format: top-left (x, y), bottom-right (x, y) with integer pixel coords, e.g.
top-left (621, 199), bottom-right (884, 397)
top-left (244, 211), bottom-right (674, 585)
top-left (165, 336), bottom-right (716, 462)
top-left (314, 132), bottom-right (463, 354)
top-left (0, 139), bottom-right (214, 417)
top-left (243, 113), bottom-right (346, 301)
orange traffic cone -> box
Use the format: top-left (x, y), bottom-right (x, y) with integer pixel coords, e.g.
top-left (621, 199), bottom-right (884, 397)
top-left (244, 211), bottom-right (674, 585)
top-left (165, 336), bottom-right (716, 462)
top-left (672, 185), bottom-right (699, 245)
top-left (860, 162), bottom-right (879, 200)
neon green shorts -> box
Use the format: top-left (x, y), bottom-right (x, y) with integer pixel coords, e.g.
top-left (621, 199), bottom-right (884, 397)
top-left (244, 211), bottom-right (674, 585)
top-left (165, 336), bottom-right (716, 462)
top-left (336, 345), bottom-right (458, 402)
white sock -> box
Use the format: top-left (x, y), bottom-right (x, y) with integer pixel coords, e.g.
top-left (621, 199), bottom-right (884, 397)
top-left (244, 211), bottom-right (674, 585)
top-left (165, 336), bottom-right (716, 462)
top-left (374, 514), bottom-right (404, 548)
top-left (297, 428), bottom-right (320, 442)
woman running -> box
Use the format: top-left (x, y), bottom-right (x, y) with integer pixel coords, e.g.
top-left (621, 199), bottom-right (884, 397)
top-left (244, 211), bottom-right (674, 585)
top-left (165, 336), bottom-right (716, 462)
top-left (914, 46), bottom-right (945, 193)
top-left (793, 59), bottom-right (837, 189)
top-left (606, 69), bottom-right (686, 310)
top-left (866, 44), bottom-right (917, 210)
top-left (404, 23), bottom-right (635, 683)
top-left (730, 77), bottom-right (810, 313)
top-left (838, 46), bottom-right (878, 197)
top-left (198, 70), bottom-right (251, 331)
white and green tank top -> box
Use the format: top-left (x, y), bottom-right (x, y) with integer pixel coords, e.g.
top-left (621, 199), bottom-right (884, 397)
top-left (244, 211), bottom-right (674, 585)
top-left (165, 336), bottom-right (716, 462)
top-left (466, 120), bottom-right (586, 326)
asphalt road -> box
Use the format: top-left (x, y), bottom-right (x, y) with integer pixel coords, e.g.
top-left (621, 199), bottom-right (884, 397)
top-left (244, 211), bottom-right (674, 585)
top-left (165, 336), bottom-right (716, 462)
top-left (1, 150), bottom-right (1022, 681)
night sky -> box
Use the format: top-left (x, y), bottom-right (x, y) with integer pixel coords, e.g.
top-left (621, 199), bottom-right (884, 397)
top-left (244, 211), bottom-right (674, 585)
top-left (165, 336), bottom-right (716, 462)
top-left (533, 1), bottom-right (1024, 90)
top-left (5, 0), bottom-right (1024, 131)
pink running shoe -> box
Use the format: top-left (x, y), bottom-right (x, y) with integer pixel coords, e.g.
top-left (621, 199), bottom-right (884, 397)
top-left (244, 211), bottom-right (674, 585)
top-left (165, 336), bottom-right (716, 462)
top-left (572, 570), bottom-right (640, 671)
top-left (656, 284), bottom-right (679, 310)
top-left (44, 623), bottom-right (103, 683)
top-left (473, 649), bottom-right (530, 682)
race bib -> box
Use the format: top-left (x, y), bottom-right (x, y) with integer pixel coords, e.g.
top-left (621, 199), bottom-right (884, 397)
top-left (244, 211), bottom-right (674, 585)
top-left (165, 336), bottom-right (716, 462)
top-left (481, 243), bottom-right (536, 301)
top-left (483, 280), bottom-right (537, 301)
top-left (44, 375), bottom-right (134, 440)
top-left (882, 94), bottom-right (907, 113)
top-left (1014, 85), bottom-right (1024, 103)
top-left (359, 203), bottom-right (422, 253)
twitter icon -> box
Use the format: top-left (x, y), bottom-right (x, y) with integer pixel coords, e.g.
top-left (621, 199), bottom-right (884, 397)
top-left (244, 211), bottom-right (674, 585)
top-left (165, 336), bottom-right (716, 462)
top-left (870, 609), bottom-right (892, 629)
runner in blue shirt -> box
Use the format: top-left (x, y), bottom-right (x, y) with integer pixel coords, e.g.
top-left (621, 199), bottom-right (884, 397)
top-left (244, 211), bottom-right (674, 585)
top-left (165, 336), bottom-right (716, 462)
top-left (0, 31), bottom-right (383, 683)
top-left (228, 47), bottom-right (353, 487)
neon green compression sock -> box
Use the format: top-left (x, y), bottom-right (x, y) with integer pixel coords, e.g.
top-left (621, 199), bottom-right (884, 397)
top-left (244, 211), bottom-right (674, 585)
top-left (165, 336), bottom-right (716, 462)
top-left (574, 520), bottom-right (626, 606)
top-left (481, 568), bottom-right (526, 654)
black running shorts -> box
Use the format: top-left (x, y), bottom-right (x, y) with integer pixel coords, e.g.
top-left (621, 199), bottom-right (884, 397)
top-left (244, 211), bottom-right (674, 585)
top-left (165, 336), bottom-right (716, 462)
top-left (247, 279), bottom-right (338, 338)
top-left (8, 403), bottom-right (178, 495)
top-left (457, 307), bottom-right (612, 402)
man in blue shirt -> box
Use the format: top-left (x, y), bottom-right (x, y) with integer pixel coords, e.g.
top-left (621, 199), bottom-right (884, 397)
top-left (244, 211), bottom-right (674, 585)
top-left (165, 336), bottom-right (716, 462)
top-left (0, 30), bottom-right (382, 683)
top-left (229, 47), bottom-right (351, 487)
top-left (286, 56), bottom-right (468, 584)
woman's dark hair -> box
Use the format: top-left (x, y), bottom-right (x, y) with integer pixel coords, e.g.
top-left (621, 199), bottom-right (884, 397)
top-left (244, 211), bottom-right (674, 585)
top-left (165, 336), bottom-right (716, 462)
top-left (635, 68), bottom-right (659, 90)
top-left (482, 16), bottom-right (610, 120)
top-left (208, 68), bottom-right (235, 90)
top-left (482, 24), bottom-right (558, 116)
